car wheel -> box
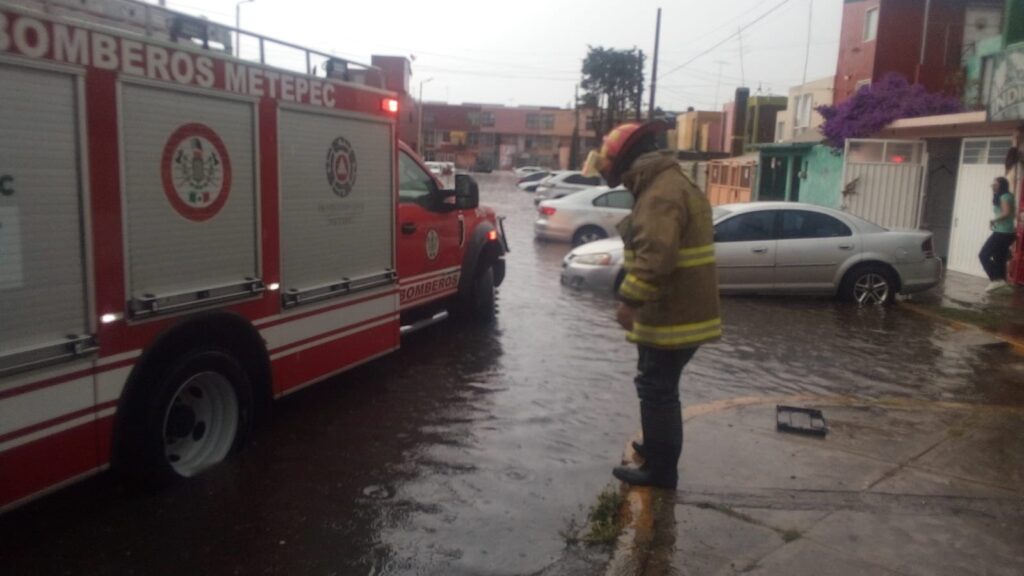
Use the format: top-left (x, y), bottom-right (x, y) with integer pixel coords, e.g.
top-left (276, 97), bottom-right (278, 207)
top-left (842, 264), bottom-right (897, 306)
top-left (464, 264), bottom-right (497, 322)
top-left (125, 348), bottom-right (253, 488)
top-left (573, 226), bottom-right (608, 246)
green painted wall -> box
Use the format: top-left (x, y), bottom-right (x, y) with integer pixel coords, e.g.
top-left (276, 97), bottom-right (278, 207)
top-left (1007, 0), bottom-right (1024, 47)
top-left (800, 145), bottom-right (844, 209)
top-left (964, 35), bottom-right (1005, 107)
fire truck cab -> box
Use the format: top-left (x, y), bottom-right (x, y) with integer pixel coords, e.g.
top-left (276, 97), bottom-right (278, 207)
top-left (0, 0), bottom-right (506, 511)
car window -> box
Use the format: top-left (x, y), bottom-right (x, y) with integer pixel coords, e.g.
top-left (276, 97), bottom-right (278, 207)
top-left (593, 190), bottom-right (634, 209)
top-left (399, 151), bottom-right (435, 203)
top-left (563, 174), bottom-right (588, 185)
top-left (582, 175), bottom-right (603, 186)
top-left (780, 210), bottom-right (852, 239)
top-left (714, 210), bottom-right (777, 242)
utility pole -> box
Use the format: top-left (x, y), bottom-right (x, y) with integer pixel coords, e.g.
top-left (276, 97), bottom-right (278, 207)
top-left (417, 77), bottom-right (434, 155)
top-left (571, 84), bottom-right (581, 169)
top-left (737, 26), bottom-right (746, 87)
top-left (648, 7), bottom-right (662, 119)
top-left (801, 0), bottom-right (813, 87)
top-left (235, 0), bottom-right (254, 58)
top-left (635, 48), bottom-right (644, 121)
top-left (713, 60), bottom-right (727, 109)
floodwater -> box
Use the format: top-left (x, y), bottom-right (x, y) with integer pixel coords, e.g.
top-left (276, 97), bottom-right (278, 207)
top-left (3, 173), bottom-right (1023, 575)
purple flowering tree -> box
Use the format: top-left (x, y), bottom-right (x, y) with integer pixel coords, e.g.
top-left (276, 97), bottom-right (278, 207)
top-left (817, 73), bottom-right (962, 149)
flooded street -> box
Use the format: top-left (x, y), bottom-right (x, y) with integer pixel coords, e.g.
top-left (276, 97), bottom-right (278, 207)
top-left (3, 173), bottom-right (1023, 576)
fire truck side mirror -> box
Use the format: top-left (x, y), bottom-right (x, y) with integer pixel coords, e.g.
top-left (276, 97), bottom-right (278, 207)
top-left (454, 174), bottom-right (480, 210)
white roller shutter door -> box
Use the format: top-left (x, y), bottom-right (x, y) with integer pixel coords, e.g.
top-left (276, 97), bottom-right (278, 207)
top-left (278, 108), bottom-right (394, 306)
top-left (120, 84), bottom-right (260, 317)
top-left (0, 64), bottom-right (93, 375)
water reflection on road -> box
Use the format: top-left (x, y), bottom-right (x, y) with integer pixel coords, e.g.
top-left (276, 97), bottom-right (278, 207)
top-left (2, 172), bottom-right (1022, 576)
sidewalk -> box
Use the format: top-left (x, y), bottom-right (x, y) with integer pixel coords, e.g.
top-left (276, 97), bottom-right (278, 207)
top-left (903, 270), bottom-right (1024, 350)
top-left (604, 397), bottom-right (1024, 576)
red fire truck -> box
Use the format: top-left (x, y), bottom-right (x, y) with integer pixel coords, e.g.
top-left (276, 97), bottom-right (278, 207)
top-left (0, 0), bottom-right (507, 511)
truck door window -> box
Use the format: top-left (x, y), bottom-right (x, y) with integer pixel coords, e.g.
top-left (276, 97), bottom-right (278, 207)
top-left (399, 152), bottom-right (436, 203)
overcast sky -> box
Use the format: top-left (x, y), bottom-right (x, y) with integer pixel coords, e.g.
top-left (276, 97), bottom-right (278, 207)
top-left (164, 0), bottom-right (843, 111)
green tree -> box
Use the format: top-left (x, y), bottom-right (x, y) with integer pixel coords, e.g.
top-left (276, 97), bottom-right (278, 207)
top-left (581, 46), bottom-right (645, 140)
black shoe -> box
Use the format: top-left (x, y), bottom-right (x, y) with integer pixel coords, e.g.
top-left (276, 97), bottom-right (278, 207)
top-left (631, 440), bottom-right (646, 459)
top-left (612, 464), bottom-right (678, 489)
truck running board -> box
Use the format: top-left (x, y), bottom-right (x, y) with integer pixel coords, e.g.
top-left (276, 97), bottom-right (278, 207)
top-left (400, 310), bottom-right (450, 336)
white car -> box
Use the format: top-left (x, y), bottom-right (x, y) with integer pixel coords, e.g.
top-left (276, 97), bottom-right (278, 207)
top-left (533, 171), bottom-right (605, 205)
top-left (514, 165), bottom-right (547, 177)
top-left (517, 170), bottom-right (555, 192)
top-left (560, 202), bottom-right (943, 304)
top-left (534, 186), bottom-right (633, 245)
top-left (425, 161), bottom-right (455, 189)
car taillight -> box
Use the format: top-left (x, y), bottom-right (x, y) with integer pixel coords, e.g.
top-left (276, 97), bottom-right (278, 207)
top-left (540, 206), bottom-right (556, 216)
top-left (922, 237), bottom-right (934, 258)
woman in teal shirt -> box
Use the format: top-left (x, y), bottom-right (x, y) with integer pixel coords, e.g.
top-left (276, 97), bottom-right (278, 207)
top-left (979, 176), bottom-right (1017, 293)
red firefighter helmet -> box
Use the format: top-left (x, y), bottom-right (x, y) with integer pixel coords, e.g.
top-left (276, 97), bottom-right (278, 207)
top-left (583, 120), bottom-right (668, 187)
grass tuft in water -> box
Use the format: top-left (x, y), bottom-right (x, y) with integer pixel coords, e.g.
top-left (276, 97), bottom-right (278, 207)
top-left (562, 484), bottom-right (626, 546)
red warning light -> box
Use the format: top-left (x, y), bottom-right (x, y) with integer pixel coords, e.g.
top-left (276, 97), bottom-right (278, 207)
top-left (890, 155), bottom-right (905, 164)
top-left (381, 98), bottom-right (399, 113)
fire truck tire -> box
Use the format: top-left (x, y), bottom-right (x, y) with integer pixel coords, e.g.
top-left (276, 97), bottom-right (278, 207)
top-left (126, 348), bottom-right (254, 488)
top-left (465, 264), bottom-right (497, 321)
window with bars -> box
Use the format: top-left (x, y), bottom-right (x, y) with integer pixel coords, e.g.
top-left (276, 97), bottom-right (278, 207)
top-left (962, 139), bottom-right (1012, 165)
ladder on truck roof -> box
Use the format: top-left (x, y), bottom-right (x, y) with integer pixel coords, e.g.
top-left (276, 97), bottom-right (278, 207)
top-left (20, 0), bottom-right (384, 87)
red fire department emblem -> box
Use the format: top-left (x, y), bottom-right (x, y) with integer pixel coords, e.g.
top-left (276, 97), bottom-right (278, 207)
top-left (326, 136), bottom-right (357, 197)
top-left (161, 123), bottom-right (232, 222)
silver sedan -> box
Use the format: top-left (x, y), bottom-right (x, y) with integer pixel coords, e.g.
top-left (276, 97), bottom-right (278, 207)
top-left (560, 202), bottom-right (943, 304)
top-left (534, 186), bottom-right (634, 245)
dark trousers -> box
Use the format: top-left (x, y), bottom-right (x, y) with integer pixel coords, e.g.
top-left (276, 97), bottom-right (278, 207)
top-left (979, 232), bottom-right (1016, 281)
top-left (634, 345), bottom-right (697, 469)
top-left (635, 345), bottom-right (697, 404)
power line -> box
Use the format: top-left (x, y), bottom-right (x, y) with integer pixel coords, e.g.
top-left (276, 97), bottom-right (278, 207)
top-left (658, 0), bottom-right (795, 82)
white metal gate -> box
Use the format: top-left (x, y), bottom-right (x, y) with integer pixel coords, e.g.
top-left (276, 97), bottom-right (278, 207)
top-left (841, 139), bottom-right (928, 230)
top-left (947, 137), bottom-right (1014, 277)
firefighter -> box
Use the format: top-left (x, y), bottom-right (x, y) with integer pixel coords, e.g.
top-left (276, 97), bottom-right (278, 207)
top-left (583, 120), bottom-right (721, 489)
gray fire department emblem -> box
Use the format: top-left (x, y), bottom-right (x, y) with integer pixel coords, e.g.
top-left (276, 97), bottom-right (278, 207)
top-left (326, 137), bottom-right (357, 197)
top-left (426, 229), bottom-right (440, 260)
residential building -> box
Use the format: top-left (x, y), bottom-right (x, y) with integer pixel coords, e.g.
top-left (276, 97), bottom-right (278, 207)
top-left (777, 76), bottom-right (834, 143)
top-left (676, 110), bottom-right (724, 152)
top-left (420, 103), bottom-right (596, 170)
top-left (812, 0), bottom-right (1024, 281)
top-left (370, 56), bottom-right (419, 152)
top-left (833, 0), bottom-right (970, 104)
top-left (718, 94), bottom-right (787, 153)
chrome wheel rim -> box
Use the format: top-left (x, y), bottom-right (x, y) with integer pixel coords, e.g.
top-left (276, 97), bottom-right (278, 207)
top-left (853, 273), bottom-right (890, 305)
top-left (163, 371), bottom-right (238, 477)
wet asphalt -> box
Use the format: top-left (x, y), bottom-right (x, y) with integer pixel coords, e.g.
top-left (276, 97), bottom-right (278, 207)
top-left (3, 172), bottom-right (1024, 576)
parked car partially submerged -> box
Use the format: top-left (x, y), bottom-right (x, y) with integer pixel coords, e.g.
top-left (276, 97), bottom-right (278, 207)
top-left (560, 202), bottom-right (943, 305)
top-left (533, 171), bottom-right (604, 205)
top-left (514, 165), bottom-right (547, 177)
top-left (534, 186), bottom-right (633, 245)
top-left (517, 170), bottom-right (553, 192)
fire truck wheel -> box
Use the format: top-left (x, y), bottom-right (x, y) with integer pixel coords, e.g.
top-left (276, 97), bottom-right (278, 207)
top-left (467, 264), bottom-right (497, 321)
top-left (131, 349), bottom-right (253, 487)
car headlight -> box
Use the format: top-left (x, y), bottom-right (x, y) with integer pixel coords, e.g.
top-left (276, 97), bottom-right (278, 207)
top-left (572, 253), bottom-right (612, 266)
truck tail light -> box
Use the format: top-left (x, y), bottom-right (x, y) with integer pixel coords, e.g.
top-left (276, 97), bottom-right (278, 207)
top-left (922, 237), bottom-right (934, 258)
top-left (539, 206), bottom-right (556, 216)
top-left (381, 98), bottom-right (399, 113)
top-left (487, 230), bottom-right (498, 242)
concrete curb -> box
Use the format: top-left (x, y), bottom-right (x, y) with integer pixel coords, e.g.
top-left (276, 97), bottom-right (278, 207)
top-left (602, 395), bottom-right (1024, 576)
top-left (900, 301), bottom-right (1024, 354)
